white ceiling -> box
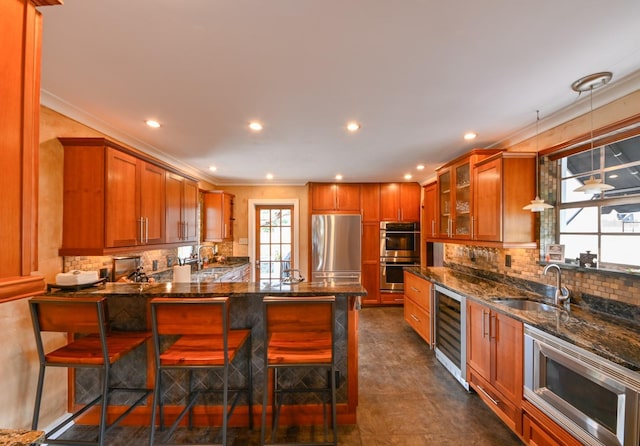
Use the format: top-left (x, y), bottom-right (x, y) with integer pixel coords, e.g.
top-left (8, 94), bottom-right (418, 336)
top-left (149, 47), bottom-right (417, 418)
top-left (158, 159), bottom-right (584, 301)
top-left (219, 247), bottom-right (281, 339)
top-left (40, 0), bottom-right (640, 185)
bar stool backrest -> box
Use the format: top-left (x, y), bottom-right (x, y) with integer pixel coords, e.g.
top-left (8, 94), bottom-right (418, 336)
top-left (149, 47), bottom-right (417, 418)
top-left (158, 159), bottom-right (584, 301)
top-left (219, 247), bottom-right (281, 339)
top-left (264, 296), bottom-right (335, 338)
top-left (151, 297), bottom-right (229, 336)
top-left (30, 296), bottom-right (108, 336)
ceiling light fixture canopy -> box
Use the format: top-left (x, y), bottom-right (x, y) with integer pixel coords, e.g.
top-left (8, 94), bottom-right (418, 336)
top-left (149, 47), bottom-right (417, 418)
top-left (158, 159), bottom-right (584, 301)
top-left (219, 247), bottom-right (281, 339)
top-left (523, 110), bottom-right (554, 212)
top-left (571, 72), bottom-right (614, 195)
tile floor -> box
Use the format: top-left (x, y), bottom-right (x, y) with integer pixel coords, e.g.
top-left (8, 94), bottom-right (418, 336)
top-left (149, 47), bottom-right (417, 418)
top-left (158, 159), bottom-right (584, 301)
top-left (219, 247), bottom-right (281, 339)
top-left (55, 306), bottom-right (523, 445)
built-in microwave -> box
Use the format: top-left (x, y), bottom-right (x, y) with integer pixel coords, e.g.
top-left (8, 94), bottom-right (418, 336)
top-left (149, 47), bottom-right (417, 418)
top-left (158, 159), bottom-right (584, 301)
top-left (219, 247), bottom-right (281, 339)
top-left (524, 324), bottom-right (640, 446)
top-left (380, 222), bottom-right (420, 259)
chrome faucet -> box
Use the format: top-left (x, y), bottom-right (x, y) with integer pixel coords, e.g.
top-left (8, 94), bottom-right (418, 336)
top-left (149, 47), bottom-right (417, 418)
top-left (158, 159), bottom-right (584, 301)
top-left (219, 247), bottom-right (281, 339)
top-left (543, 263), bottom-right (570, 309)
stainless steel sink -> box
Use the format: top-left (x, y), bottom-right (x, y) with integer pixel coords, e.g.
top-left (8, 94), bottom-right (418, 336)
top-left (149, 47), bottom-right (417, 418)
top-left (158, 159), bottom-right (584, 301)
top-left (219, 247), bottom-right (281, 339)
top-left (491, 298), bottom-right (559, 312)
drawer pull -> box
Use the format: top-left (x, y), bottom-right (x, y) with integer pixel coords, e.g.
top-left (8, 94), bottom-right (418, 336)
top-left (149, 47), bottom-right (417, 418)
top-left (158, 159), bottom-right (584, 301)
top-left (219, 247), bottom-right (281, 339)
top-left (411, 286), bottom-right (420, 292)
top-left (476, 385), bottom-right (499, 406)
top-left (410, 313), bottom-right (420, 322)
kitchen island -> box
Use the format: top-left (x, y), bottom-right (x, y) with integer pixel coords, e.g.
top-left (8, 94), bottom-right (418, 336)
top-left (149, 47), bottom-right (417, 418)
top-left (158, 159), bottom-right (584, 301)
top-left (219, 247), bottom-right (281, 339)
top-left (47, 281), bottom-right (366, 427)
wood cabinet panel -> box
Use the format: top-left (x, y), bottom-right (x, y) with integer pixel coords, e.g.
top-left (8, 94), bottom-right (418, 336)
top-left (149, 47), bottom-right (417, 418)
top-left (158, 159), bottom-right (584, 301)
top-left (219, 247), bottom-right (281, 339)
top-left (361, 263), bottom-right (380, 305)
top-left (140, 162), bottom-right (166, 244)
top-left (422, 182), bottom-right (437, 240)
top-left (361, 183), bottom-right (380, 222)
top-left (472, 153), bottom-right (536, 245)
top-left (309, 183), bottom-right (361, 212)
top-left (0, 0), bottom-right (46, 278)
top-left (380, 292), bottom-right (404, 304)
top-left (404, 272), bottom-right (432, 344)
top-left (522, 401), bottom-right (583, 446)
top-left (380, 183), bottom-right (421, 222)
top-left (166, 172), bottom-right (198, 243)
top-left (203, 191), bottom-right (234, 242)
top-left (106, 148), bottom-right (139, 247)
top-left (467, 299), bottom-right (523, 433)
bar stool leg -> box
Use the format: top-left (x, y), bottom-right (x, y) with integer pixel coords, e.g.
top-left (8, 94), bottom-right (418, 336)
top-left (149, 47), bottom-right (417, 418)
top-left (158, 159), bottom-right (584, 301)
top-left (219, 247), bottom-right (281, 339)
top-left (99, 368), bottom-right (113, 446)
top-left (31, 364), bottom-right (46, 430)
top-left (260, 367), bottom-right (268, 445)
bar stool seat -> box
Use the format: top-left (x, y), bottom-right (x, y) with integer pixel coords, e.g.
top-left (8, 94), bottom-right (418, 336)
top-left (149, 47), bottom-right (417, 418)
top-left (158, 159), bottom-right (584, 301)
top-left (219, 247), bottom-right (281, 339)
top-left (149, 297), bottom-right (253, 446)
top-left (261, 295), bottom-right (337, 446)
top-left (29, 296), bottom-right (152, 446)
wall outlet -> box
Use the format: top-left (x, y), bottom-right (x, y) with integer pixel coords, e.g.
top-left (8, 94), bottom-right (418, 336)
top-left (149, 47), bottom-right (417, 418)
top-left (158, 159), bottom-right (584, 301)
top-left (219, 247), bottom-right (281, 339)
top-left (239, 237), bottom-right (248, 245)
top-left (152, 260), bottom-right (158, 271)
top-left (505, 254), bottom-right (512, 267)
top-left (167, 256), bottom-right (174, 267)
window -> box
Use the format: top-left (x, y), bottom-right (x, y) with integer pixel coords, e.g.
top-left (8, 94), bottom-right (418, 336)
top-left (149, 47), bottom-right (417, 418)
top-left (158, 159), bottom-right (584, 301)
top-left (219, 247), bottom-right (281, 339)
top-left (557, 134), bottom-right (640, 270)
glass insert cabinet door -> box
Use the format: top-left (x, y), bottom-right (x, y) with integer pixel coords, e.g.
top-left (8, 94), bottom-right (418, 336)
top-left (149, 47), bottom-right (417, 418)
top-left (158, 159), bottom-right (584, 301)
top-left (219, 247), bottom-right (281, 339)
top-left (438, 169), bottom-right (451, 237)
top-left (454, 162), bottom-right (471, 238)
top-left (255, 205), bottom-right (293, 286)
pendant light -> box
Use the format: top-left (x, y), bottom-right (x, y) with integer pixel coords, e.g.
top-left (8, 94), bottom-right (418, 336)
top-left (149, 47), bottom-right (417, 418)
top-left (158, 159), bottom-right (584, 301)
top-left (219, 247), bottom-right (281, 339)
top-left (571, 72), bottom-right (614, 195)
top-left (523, 110), bottom-right (554, 212)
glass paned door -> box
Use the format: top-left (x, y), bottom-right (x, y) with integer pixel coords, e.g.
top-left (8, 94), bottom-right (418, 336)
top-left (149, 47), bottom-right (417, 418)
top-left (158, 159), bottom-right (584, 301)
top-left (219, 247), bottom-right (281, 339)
top-left (256, 205), bottom-right (293, 286)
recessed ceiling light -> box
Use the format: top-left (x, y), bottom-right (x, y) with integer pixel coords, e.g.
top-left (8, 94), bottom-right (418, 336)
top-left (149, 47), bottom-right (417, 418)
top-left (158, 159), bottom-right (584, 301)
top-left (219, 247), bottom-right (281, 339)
top-left (335, 174), bottom-right (343, 180)
top-left (208, 166), bottom-right (217, 172)
top-left (266, 173), bottom-right (274, 180)
top-left (404, 174), bottom-right (412, 180)
top-left (146, 120), bottom-right (161, 128)
top-left (416, 164), bottom-right (425, 170)
top-left (249, 121), bottom-right (263, 131)
top-left (346, 122), bottom-right (360, 132)
top-left (464, 132), bottom-right (477, 140)
top-left (609, 174), bottom-right (619, 179)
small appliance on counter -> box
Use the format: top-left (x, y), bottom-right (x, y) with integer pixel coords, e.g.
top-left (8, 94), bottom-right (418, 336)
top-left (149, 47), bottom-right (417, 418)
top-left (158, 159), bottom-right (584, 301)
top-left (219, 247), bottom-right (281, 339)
top-left (48, 270), bottom-right (105, 292)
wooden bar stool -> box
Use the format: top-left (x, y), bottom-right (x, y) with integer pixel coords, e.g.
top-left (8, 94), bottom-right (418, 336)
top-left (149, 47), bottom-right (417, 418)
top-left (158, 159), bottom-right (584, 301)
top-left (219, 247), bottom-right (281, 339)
top-left (261, 296), bottom-right (337, 446)
top-left (149, 297), bottom-right (253, 446)
top-left (29, 296), bottom-right (152, 446)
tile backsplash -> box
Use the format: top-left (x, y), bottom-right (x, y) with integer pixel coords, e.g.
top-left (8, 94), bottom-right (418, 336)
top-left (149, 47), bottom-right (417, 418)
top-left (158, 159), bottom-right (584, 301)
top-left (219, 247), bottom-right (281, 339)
top-left (444, 244), bottom-right (640, 307)
top-left (62, 241), bottom-right (234, 280)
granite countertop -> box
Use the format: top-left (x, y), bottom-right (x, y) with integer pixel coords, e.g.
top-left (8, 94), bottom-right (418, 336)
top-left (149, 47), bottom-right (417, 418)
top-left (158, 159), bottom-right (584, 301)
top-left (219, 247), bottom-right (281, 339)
top-left (0, 429), bottom-right (44, 445)
top-left (406, 266), bottom-right (640, 373)
top-left (47, 280), bottom-right (367, 298)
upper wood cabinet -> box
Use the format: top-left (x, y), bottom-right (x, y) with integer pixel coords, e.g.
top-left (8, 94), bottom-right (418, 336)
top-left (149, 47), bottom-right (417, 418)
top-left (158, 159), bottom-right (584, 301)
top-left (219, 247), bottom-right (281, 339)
top-left (467, 299), bottom-right (523, 433)
top-left (472, 153), bottom-right (536, 246)
top-left (105, 148), bottom-right (165, 247)
top-left (59, 137), bottom-right (198, 255)
top-left (380, 182), bottom-right (421, 222)
top-left (435, 149), bottom-right (501, 239)
top-left (360, 183), bottom-right (381, 222)
top-left (310, 183), bottom-right (361, 212)
top-left (422, 182), bottom-right (437, 239)
top-left (165, 172), bottom-right (198, 244)
top-left (202, 191), bottom-right (235, 242)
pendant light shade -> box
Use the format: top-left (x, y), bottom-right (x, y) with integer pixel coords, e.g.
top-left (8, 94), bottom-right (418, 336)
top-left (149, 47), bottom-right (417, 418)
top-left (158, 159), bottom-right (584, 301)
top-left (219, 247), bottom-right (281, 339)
top-left (523, 110), bottom-right (553, 212)
top-left (571, 72), bottom-right (614, 195)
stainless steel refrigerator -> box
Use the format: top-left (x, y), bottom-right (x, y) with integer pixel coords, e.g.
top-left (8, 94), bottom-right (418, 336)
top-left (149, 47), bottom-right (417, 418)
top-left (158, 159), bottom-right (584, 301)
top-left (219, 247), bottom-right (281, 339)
top-left (311, 214), bottom-right (361, 284)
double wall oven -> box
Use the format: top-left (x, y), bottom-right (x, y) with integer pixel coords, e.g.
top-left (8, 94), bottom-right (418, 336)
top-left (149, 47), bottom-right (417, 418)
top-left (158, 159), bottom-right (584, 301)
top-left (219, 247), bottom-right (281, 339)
top-left (379, 222), bottom-right (420, 293)
top-left (524, 325), bottom-right (640, 446)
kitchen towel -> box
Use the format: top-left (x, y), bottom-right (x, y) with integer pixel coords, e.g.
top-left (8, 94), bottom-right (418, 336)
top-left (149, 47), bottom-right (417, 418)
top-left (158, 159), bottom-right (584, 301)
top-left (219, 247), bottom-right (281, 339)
top-left (172, 265), bottom-right (191, 283)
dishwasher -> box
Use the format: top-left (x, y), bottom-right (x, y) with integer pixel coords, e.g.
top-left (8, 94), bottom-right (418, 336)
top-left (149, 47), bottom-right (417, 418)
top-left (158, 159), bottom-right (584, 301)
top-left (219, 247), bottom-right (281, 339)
top-left (434, 284), bottom-right (468, 390)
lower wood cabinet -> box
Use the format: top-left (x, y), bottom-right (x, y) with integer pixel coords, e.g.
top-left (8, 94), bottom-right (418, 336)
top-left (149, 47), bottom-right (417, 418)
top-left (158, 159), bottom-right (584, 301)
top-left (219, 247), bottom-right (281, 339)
top-left (403, 272), bottom-right (432, 344)
top-left (522, 401), bottom-right (583, 446)
top-left (467, 299), bottom-right (523, 433)
top-left (381, 292), bottom-right (404, 305)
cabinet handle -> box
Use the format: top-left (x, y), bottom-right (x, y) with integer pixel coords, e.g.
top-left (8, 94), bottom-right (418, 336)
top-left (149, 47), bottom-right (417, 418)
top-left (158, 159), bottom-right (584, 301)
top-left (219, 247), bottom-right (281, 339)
top-left (476, 385), bottom-right (500, 406)
top-left (145, 217), bottom-right (149, 243)
top-left (411, 286), bottom-right (419, 293)
top-left (410, 313), bottom-right (420, 322)
top-left (482, 309), bottom-right (490, 338)
top-left (471, 216), bottom-right (475, 240)
top-left (138, 217), bottom-right (144, 244)
top-left (431, 220), bottom-right (435, 237)
top-left (490, 313), bottom-right (497, 340)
